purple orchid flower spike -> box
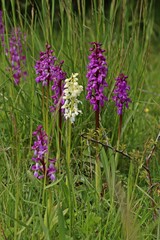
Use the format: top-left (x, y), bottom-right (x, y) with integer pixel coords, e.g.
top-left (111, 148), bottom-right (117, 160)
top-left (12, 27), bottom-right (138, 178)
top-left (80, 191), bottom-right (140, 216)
top-left (31, 125), bottom-right (56, 182)
top-left (6, 28), bottom-right (27, 85)
top-left (34, 44), bottom-right (57, 86)
top-left (86, 42), bottom-right (108, 111)
top-left (112, 73), bottom-right (131, 115)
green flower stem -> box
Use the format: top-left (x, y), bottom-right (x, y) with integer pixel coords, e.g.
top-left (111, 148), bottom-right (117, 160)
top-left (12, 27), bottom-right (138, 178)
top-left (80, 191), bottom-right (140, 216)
top-left (41, 172), bottom-right (47, 215)
top-left (59, 81), bottom-right (62, 148)
top-left (57, 85), bottom-right (62, 172)
top-left (66, 119), bottom-right (72, 167)
top-left (95, 103), bottom-right (102, 198)
top-left (42, 86), bottom-right (45, 125)
top-left (42, 83), bottom-right (50, 215)
top-left (118, 114), bottom-right (123, 143)
top-left (14, 126), bottom-right (21, 240)
top-left (44, 189), bottom-right (52, 232)
top-left (28, 10), bottom-right (35, 150)
top-left (95, 153), bottom-right (102, 197)
top-left (115, 114), bottom-right (123, 168)
top-left (56, 117), bottom-right (61, 172)
top-left (66, 119), bottom-right (74, 236)
top-left (45, 82), bottom-right (49, 135)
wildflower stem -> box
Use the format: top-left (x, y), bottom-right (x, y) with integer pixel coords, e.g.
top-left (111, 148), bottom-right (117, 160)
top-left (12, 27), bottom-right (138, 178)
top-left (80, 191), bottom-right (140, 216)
top-left (59, 108), bottom-right (62, 146)
top-left (95, 103), bottom-right (102, 198)
top-left (42, 173), bottom-right (47, 215)
top-left (59, 81), bottom-right (62, 148)
top-left (118, 114), bottom-right (123, 141)
top-left (45, 82), bottom-right (49, 135)
top-left (95, 106), bottom-right (100, 129)
top-left (66, 119), bottom-right (74, 235)
top-left (42, 86), bottom-right (45, 124)
top-left (95, 153), bottom-right (101, 198)
top-left (66, 119), bottom-right (72, 170)
top-left (44, 189), bottom-right (52, 231)
top-left (115, 114), bottom-right (123, 168)
top-left (57, 99), bottom-right (62, 171)
top-left (14, 132), bottom-right (21, 240)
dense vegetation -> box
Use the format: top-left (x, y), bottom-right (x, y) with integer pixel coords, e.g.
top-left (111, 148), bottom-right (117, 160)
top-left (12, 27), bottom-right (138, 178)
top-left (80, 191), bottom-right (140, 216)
top-left (0, 0), bottom-right (159, 239)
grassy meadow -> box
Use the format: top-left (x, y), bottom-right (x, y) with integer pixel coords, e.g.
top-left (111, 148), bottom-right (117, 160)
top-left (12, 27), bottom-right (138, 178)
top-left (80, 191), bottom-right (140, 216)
top-left (0, 0), bottom-right (160, 239)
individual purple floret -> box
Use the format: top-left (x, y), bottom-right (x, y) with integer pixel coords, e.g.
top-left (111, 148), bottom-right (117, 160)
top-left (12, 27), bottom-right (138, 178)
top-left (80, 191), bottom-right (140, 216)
top-left (34, 44), bottom-right (57, 86)
top-left (0, 10), bottom-right (5, 47)
top-left (47, 160), bottom-right (57, 181)
top-left (50, 60), bottom-right (66, 112)
top-left (86, 42), bottom-right (108, 111)
top-left (112, 73), bottom-right (131, 115)
top-left (31, 125), bottom-right (56, 181)
top-left (6, 28), bottom-right (27, 85)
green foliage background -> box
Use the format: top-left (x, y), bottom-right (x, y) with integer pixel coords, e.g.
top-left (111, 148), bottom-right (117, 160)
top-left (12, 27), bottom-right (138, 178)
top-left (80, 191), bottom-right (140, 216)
top-left (0, 0), bottom-right (160, 239)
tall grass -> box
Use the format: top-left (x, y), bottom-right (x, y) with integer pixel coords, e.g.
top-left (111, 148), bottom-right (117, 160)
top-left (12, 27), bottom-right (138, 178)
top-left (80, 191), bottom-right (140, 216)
top-left (0, 0), bottom-right (159, 239)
